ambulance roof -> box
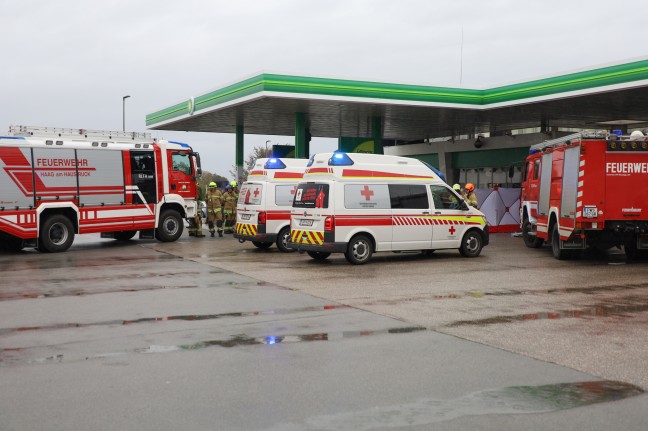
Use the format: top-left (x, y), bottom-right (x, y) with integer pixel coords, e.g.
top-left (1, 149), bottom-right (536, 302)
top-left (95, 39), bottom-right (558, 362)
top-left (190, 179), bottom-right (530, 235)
top-left (303, 152), bottom-right (443, 182)
top-left (246, 157), bottom-right (309, 182)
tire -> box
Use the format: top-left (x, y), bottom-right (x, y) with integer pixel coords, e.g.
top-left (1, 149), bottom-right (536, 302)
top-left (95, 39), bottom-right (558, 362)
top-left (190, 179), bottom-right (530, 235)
top-left (307, 251), bottom-right (331, 260)
top-left (39, 215), bottom-right (75, 253)
top-left (459, 230), bottom-right (483, 258)
top-left (551, 224), bottom-right (569, 260)
top-left (344, 235), bottom-right (373, 265)
top-left (522, 220), bottom-right (543, 248)
top-left (252, 241), bottom-right (272, 250)
top-left (276, 227), bottom-right (295, 253)
top-left (156, 209), bottom-right (184, 242)
top-left (114, 230), bottom-right (137, 241)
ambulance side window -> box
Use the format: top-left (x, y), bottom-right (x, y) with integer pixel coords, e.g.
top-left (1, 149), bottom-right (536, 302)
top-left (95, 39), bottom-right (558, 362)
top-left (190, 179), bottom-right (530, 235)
top-left (275, 185), bottom-right (297, 207)
top-left (430, 184), bottom-right (467, 210)
top-left (344, 184), bottom-right (390, 209)
top-left (388, 184), bottom-right (429, 209)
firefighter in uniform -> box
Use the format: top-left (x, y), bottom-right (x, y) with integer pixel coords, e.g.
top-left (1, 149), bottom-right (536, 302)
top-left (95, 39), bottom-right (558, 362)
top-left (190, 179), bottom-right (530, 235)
top-left (222, 184), bottom-right (237, 234)
top-left (464, 183), bottom-right (478, 208)
top-left (188, 180), bottom-right (205, 238)
top-left (206, 182), bottom-right (224, 237)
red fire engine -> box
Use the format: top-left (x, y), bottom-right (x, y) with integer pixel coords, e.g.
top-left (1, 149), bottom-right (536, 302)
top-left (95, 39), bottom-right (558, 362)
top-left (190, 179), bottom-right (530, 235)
top-left (0, 126), bottom-right (201, 252)
top-left (520, 131), bottom-right (648, 260)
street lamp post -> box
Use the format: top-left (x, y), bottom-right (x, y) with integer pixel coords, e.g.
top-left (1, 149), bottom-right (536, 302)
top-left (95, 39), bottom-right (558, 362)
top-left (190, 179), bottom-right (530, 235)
top-left (122, 95), bottom-right (131, 131)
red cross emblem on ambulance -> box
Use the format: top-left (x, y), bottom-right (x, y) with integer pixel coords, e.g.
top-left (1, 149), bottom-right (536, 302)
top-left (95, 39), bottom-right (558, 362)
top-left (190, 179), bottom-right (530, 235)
top-left (449, 226), bottom-right (456, 235)
top-left (360, 185), bottom-right (374, 201)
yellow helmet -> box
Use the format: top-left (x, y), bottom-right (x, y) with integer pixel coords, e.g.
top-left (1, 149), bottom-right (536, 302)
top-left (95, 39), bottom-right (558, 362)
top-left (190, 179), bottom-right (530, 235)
top-left (230, 181), bottom-right (237, 187)
top-left (208, 182), bottom-right (217, 188)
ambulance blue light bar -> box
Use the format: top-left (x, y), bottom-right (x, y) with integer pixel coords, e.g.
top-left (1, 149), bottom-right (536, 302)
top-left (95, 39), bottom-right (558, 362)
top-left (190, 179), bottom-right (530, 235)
top-left (307, 155), bottom-right (315, 167)
top-left (328, 152), bottom-right (354, 166)
top-left (264, 158), bottom-right (286, 169)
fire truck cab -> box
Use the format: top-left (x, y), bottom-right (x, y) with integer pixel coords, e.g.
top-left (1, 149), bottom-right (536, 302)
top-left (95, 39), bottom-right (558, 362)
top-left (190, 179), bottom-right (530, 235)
top-left (234, 157), bottom-right (308, 252)
top-left (0, 126), bottom-right (201, 252)
top-left (520, 131), bottom-right (648, 260)
top-left (289, 152), bottom-right (488, 264)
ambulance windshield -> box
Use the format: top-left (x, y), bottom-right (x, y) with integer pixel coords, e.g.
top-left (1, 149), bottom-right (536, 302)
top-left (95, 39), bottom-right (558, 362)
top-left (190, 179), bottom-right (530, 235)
top-left (293, 183), bottom-right (329, 209)
top-left (238, 183), bottom-right (263, 206)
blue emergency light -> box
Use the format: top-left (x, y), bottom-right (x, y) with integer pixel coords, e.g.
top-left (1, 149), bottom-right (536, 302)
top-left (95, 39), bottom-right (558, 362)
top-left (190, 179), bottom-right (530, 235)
top-left (328, 152), bottom-right (354, 166)
top-left (306, 155), bottom-right (315, 167)
top-left (169, 141), bottom-right (191, 148)
top-left (612, 130), bottom-right (623, 136)
top-left (264, 158), bottom-right (286, 169)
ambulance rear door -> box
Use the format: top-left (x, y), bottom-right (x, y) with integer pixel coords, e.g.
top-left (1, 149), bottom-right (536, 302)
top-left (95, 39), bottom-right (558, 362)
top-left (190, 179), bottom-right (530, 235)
top-left (237, 182), bottom-right (264, 232)
top-left (291, 182), bottom-right (332, 246)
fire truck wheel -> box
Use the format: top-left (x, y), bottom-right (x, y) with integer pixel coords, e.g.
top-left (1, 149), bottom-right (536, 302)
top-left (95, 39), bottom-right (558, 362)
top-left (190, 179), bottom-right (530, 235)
top-left (252, 241), bottom-right (272, 250)
top-left (114, 230), bottom-right (137, 241)
top-left (522, 220), bottom-right (543, 248)
top-left (307, 251), bottom-right (330, 260)
top-left (276, 227), bottom-right (295, 253)
top-left (551, 224), bottom-right (570, 260)
top-left (459, 230), bottom-right (483, 258)
top-left (345, 235), bottom-right (373, 265)
top-left (39, 215), bottom-right (75, 253)
top-left (156, 209), bottom-right (184, 242)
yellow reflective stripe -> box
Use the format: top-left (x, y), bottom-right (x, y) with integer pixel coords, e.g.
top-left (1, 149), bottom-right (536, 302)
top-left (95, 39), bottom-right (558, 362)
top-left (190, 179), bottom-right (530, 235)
top-left (291, 229), bottom-right (324, 245)
top-left (236, 223), bottom-right (258, 235)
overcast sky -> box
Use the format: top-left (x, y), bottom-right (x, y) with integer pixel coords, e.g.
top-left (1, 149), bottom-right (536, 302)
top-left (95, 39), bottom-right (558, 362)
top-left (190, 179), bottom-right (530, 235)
top-left (3, 0), bottom-right (648, 177)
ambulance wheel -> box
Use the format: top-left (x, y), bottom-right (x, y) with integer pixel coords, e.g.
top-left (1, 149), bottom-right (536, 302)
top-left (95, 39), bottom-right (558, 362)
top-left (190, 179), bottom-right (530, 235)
top-left (156, 209), bottom-right (183, 242)
top-left (114, 230), bottom-right (137, 241)
top-left (39, 215), bottom-right (74, 253)
top-left (276, 227), bottom-right (295, 253)
top-left (307, 251), bottom-right (330, 260)
top-left (345, 235), bottom-right (373, 265)
top-left (551, 224), bottom-right (569, 260)
top-left (252, 241), bottom-right (272, 250)
top-left (459, 230), bottom-right (483, 258)
top-left (522, 220), bottom-right (543, 248)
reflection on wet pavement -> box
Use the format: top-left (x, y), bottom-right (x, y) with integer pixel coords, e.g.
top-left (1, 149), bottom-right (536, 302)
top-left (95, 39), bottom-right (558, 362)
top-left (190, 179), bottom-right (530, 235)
top-left (446, 298), bottom-right (648, 327)
top-left (0, 327), bottom-right (425, 365)
top-left (0, 305), bottom-right (349, 335)
top-left (359, 282), bottom-right (648, 306)
top-left (268, 380), bottom-right (644, 430)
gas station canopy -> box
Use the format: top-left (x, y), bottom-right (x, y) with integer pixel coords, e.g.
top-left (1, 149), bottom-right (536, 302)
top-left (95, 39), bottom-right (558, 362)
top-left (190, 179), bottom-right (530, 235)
top-left (147, 58), bottom-right (648, 141)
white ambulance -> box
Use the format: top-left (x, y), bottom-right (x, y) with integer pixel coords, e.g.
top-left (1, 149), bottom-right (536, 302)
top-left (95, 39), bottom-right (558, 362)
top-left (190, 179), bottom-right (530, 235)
top-left (289, 152), bottom-right (489, 264)
top-left (234, 157), bottom-right (309, 251)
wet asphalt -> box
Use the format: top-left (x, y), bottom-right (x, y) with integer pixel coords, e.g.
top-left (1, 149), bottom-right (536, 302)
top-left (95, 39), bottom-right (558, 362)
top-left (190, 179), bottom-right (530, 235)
top-left (1, 231), bottom-right (648, 430)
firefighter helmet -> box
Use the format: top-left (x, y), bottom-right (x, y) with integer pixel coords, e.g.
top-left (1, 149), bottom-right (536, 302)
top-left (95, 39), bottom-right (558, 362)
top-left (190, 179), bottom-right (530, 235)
top-left (208, 182), bottom-right (217, 188)
top-left (452, 183), bottom-right (461, 192)
top-left (230, 180), bottom-right (238, 187)
top-left (465, 183), bottom-right (475, 192)
top-left (226, 185), bottom-right (232, 191)
top-left (630, 130), bottom-right (645, 141)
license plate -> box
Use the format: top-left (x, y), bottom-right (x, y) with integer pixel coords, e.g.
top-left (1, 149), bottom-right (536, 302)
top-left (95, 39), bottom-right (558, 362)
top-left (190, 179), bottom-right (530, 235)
top-left (299, 219), bottom-right (313, 226)
top-left (582, 206), bottom-right (598, 218)
top-left (241, 214), bottom-right (251, 220)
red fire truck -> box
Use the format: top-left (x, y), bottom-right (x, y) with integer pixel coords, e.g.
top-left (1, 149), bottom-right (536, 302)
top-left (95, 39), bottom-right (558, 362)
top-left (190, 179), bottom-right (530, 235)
top-left (0, 126), bottom-right (201, 252)
top-left (520, 131), bottom-right (648, 260)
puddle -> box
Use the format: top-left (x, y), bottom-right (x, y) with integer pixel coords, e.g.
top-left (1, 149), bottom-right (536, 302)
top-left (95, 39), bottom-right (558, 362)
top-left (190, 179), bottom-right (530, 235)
top-left (138, 327), bottom-right (425, 353)
top-left (266, 380), bottom-right (643, 430)
top-left (0, 305), bottom-right (349, 336)
top-left (446, 299), bottom-right (648, 328)
top-left (1, 327), bottom-right (425, 365)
